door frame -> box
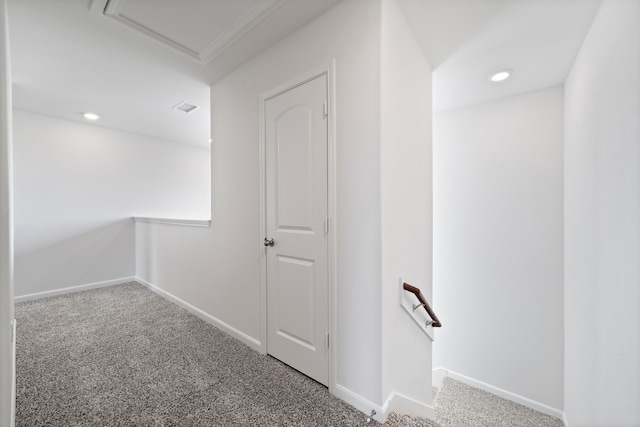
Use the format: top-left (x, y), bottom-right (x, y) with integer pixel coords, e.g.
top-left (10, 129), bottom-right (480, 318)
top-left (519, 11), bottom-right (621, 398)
top-left (258, 62), bottom-right (336, 393)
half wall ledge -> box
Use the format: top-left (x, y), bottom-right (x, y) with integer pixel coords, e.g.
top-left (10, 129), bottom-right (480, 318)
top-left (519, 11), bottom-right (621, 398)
top-left (133, 217), bottom-right (211, 227)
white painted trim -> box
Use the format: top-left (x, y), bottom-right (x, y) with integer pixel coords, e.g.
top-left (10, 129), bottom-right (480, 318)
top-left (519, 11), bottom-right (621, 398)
top-left (326, 59), bottom-right (338, 404)
top-left (431, 366), bottom-right (447, 388)
top-left (88, 0), bottom-right (108, 14)
top-left (258, 70), bottom-right (268, 358)
top-left (335, 387), bottom-right (436, 425)
top-left (432, 368), bottom-right (564, 421)
top-left (107, 14), bottom-right (202, 61)
top-left (199, 0), bottom-right (287, 64)
top-left (258, 63), bottom-right (337, 391)
top-left (103, 0), bottom-right (125, 15)
top-left (563, 412), bottom-right (569, 427)
top-left (133, 217), bottom-right (211, 227)
top-left (135, 277), bottom-right (262, 352)
top-left (14, 276), bottom-right (135, 303)
top-left (102, 0), bottom-right (285, 64)
top-left (261, 64), bottom-right (332, 102)
top-left (333, 383), bottom-right (386, 423)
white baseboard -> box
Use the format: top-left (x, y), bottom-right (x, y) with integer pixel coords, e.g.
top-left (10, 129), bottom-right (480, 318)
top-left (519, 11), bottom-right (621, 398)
top-left (432, 366), bottom-right (447, 388)
top-left (432, 368), bottom-right (565, 421)
top-left (331, 384), bottom-right (435, 424)
top-left (14, 276), bottom-right (136, 303)
top-left (332, 384), bottom-right (385, 423)
top-left (134, 276), bottom-right (263, 352)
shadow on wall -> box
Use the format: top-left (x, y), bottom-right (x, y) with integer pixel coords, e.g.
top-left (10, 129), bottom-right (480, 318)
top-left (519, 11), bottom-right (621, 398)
top-left (14, 219), bottom-right (135, 297)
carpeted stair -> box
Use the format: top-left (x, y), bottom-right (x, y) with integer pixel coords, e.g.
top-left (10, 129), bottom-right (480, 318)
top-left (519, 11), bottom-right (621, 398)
top-left (383, 377), bottom-right (563, 427)
top-left (384, 411), bottom-right (442, 427)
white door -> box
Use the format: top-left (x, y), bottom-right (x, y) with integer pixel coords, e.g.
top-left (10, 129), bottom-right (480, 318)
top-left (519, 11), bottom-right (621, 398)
top-left (265, 74), bottom-right (329, 386)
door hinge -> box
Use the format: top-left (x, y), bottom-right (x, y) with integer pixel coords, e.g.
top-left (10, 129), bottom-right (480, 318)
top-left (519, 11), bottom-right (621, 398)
top-left (324, 218), bottom-right (329, 234)
top-left (323, 100), bottom-right (328, 118)
top-left (326, 332), bottom-right (330, 348)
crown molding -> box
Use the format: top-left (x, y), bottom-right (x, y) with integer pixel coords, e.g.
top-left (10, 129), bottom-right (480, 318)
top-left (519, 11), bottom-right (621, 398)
top-left (108, 13), bottom-right (202, 61)
top-left (199, 0), bottom-right (287, 64)
top-left (88, 0), bottom-right (108, 14)
top-left (100, 0), bottom-right (287, 64)
top-left (103, 0), bottom-right (125, 16)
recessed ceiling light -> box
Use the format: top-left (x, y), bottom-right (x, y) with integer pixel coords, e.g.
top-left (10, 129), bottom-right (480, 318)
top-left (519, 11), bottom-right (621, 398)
top-left (83, 112), bottom-right (100, 120)
top-left (489, 70), bottom-right (512, 82)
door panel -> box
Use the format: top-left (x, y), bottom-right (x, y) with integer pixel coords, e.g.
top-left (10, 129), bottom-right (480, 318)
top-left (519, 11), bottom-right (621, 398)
top-left (276, 106), bottom-right (315, 231)
top-left (274, 255), bottom-right (316, 350)
top-left (265, 74), bottom-right (328, 386)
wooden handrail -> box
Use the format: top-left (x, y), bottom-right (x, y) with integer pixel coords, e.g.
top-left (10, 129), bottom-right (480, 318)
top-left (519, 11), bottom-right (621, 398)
top-left (403, 282), bottom-right (442, 328)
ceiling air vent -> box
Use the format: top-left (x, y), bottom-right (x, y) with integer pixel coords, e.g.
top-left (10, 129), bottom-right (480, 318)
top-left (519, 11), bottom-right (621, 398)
top-left (173, 101), bottom-right (198, 114)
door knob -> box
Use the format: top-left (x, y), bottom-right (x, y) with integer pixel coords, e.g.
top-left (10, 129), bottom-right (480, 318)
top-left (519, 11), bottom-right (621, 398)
top-left (264, 237), bottom-right (275, 247)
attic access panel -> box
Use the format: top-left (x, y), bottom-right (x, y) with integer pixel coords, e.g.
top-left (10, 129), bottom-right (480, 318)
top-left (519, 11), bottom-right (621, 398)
top-left (96, 0), bottom-right (285, 63)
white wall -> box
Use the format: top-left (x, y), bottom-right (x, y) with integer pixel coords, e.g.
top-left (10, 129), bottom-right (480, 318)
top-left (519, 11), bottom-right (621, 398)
top-left (433, 87), bottom-right (565, 411)
top-left (564, 0), bottom-right (640, 425)
top-left (380, 0), bottom-right (433, 414)
top-left (13, 110), bottom-right (210, 297)
top-left (138, 0), bottom-right (438, 416)
top-left (0, 0), bottom-right (15, 424)
top-left (137, 0), bottom-right (383, 410)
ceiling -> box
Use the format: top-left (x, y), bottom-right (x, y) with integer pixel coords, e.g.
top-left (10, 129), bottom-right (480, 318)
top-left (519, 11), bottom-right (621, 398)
top-left (7, 0), bottom-right (341, 147)
top-left (7, 0), bottom-right (602, 146)
top-left (397, 0), bottom-right (602, 112)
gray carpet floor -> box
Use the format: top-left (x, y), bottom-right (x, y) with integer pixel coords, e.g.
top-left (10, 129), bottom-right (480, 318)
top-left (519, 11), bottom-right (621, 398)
top-left (16, 282), bottom-right (564, 426)
top-left (432, 378), bottom-right (563, 427)
top-left (16, 283), bottom-right (373, 426)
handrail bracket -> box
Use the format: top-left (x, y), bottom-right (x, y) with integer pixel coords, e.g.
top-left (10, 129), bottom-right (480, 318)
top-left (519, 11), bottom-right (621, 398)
top-left (402, 282), bottom-right (442, 328)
